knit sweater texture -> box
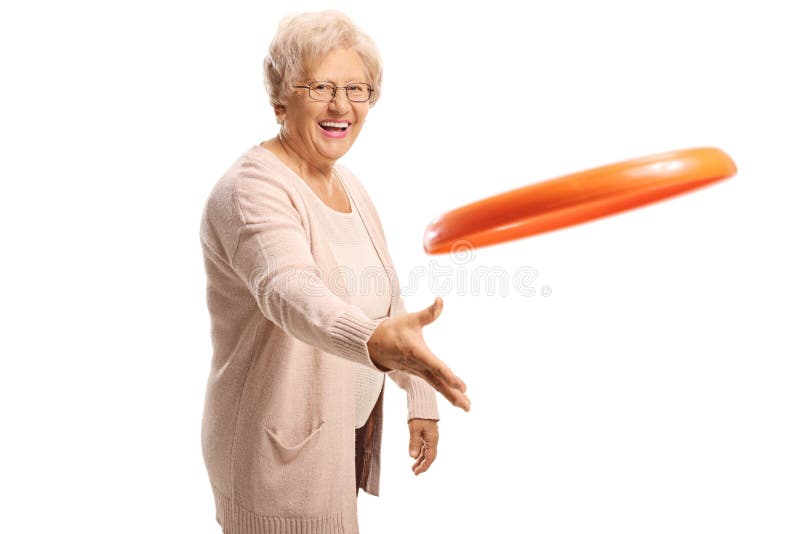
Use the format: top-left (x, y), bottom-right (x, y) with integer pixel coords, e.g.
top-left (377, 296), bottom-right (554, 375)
top-left (199, 144), bottom-right (439, 534)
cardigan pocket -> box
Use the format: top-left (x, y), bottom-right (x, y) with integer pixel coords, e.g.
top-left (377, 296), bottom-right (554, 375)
top-left (263, 420), bottom-right (325, 464)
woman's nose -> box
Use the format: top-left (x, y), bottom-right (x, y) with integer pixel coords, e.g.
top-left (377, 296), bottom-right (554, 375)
top-left (329, 89), bottom-right (351, 112)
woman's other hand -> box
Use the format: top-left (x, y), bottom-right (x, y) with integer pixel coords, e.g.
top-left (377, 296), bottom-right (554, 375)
top-left (367, 297), bottom-right (470, 412)
top-left (408, 418), bottom-right (439, 475)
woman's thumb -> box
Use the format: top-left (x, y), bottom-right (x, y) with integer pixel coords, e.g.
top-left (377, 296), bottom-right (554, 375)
top-left (419, 296), bottom-right (443, 326)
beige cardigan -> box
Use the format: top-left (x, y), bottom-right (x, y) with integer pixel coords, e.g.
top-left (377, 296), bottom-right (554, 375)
top-left (199, 144), bottom-right (439, 534)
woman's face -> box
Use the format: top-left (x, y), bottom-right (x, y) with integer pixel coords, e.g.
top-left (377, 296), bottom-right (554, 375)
top-left (277, 47), bottom-right (371, 166)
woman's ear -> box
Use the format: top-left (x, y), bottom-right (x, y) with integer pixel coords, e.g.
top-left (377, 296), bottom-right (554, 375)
top-left (273, 104), bottom-right (286, 125)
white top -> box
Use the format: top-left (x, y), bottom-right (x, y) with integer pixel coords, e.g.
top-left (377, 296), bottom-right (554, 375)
top-left (312, 172), bottom-right (392, 429)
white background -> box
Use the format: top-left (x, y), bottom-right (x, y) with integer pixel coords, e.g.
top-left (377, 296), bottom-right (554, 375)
top-left (2, 1), bottom-right (798, 533)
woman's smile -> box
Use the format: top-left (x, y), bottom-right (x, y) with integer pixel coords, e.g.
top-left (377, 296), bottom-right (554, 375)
top-left (317, 119), bottom-right (352, 138)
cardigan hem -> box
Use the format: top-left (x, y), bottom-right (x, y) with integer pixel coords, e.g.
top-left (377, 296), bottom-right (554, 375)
top-left (213, 485), bottom-right (356, 534)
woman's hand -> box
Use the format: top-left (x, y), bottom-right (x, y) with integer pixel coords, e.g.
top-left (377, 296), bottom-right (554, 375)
top-left (367, 297), bottom-right (470, 412)
top-left (408, 418), bottom-right (439, 475)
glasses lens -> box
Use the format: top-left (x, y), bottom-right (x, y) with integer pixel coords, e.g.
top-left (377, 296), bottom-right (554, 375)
top-left (346, 83), bottom-right (370, 102)
top-left (309, 82), bottom-right (335, 101)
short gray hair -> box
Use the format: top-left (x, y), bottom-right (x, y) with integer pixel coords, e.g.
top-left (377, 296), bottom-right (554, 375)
top-left (263, 10), bottom-right (383, 108)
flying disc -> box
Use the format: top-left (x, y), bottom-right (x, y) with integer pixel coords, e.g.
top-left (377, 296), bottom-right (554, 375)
top-left (422, 147), bottom-right (736, 255)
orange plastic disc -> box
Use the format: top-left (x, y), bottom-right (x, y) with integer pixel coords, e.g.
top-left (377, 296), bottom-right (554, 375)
top-left (423, 147), bottom-right (737, 255)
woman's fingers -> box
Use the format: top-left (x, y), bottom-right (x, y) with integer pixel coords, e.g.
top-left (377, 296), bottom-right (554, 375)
top-left (413, 437), bottom-right (438, 475)
top-left (401, 346), bottom-right (470, 411)
top-left (418, 349), bottom-right (467, 393)
top-left (437, 360), bottom-right (467, 393)
top-left (412, 443), bottom-right (430, 475)
top-left (419, 365), bottom-right (471, 412)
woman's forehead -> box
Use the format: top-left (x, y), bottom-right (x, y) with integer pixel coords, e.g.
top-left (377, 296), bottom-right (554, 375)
top-left (304, 49), bottom-right (369, 82)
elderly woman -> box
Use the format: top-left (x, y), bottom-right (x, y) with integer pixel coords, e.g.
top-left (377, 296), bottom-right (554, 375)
top-left (199, 10), bottom-right (470, 534)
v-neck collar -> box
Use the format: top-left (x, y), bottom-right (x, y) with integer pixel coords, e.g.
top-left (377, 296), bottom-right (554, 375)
top-left (251, 143), bottom-right (398, 315)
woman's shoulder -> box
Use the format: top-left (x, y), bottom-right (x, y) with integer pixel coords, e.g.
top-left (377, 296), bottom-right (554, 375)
top-left (203, 144), bottom-right (308, 231)
top-left (226, 144), bottom-right (299, 193)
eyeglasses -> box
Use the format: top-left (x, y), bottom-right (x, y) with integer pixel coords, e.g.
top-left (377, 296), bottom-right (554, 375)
top-left (292, 81), bottom-right (373, 103)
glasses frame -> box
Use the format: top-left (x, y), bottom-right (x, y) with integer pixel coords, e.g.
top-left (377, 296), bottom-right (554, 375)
top-left (292, 81), bottom-right (374, 103)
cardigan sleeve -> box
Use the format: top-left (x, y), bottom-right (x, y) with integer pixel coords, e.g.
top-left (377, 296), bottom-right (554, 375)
top-left (225, 169), bottom-right (388, 372)
top-left (386, 296), bottom-right (441, 422)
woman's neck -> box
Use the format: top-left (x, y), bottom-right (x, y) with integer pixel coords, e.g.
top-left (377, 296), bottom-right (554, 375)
top-left (275, 132), bottom-right (335, 184)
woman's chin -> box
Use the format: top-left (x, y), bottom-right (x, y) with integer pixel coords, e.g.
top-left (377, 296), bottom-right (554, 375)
top-left (314, 139), bottom-right (354, 160)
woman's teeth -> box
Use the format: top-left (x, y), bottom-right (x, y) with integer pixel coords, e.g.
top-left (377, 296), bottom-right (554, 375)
top-left (319, 121), bottom-right (349, 131)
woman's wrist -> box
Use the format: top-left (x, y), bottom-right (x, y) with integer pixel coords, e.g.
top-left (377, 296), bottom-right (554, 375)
top-left (366, 318), bottom-right (392, 372)
top-left (369, 355), bottom-right (392, 372)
